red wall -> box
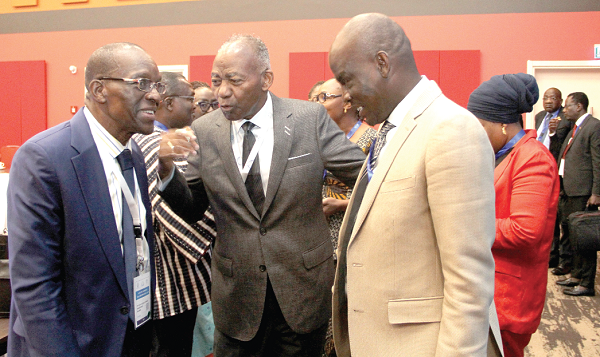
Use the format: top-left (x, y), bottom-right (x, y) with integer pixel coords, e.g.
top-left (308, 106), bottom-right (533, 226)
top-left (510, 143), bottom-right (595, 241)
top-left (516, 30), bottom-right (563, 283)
top-left (0, 60), bottom-right (46, 146)
top-left (0, 12), bottom-right (598, 128)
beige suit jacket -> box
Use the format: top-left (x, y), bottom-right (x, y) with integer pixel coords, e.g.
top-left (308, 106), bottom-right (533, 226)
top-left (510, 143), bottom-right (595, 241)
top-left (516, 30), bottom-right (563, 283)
top-left (333, 81), bottom-right (502, 356)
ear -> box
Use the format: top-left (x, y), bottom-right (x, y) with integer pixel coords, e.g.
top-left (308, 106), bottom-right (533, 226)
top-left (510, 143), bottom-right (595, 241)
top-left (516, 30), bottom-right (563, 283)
top-left (163, 97), bottom-right (174, 111)
top-left (375, 51), bottom-right (390, 78)
top-left (88, 79), bottom-right (107, 104)
top-left (262, 70), bottom-right (274, 91)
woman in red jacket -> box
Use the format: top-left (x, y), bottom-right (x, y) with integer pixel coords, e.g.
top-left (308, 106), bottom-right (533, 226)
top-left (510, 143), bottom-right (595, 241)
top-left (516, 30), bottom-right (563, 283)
top-left (468, 73), bottom-right (560, 357)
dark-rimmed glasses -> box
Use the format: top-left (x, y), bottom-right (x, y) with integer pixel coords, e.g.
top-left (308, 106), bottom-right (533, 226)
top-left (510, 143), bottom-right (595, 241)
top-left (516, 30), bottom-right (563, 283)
top-left (317, 92), bottom-right (342, 104)
top-left (99, 77), bottom-right (166, 95)
top-left (196, 101), bottom-right (220, 112)
top-left (166, 95), bottom-right (195, 103)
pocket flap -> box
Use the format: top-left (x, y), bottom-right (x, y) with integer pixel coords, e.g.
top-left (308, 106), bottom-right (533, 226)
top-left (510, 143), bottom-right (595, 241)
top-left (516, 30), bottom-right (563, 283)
top-left (388, 296), bottom-right (443, 324)
top-left (214, 252), bottom-right (233, 277)
top-left (302, 239), bottom-right (333, 270)
top-left (380, 176), bottom-right (416, 193)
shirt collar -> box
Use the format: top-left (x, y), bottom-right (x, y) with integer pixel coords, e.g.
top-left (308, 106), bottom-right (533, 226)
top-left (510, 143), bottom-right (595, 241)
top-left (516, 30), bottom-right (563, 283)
top-left (576, 113), bottom-right (589, 127)
top-left (231, 92), bottom-right (274, 133)
top-left (386, 76), bottom-right (430, 128)
top-left (154, 120), bottom-right (168, 132)
top-left (84, 106), bottom-right (131, 159)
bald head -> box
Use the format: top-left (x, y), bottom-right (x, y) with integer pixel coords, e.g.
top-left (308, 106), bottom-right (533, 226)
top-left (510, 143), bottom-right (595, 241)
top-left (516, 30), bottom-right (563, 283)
top-left (85, 42), bottom-right (152, 90)
top-left (329, 13), bottom-right (421, 125)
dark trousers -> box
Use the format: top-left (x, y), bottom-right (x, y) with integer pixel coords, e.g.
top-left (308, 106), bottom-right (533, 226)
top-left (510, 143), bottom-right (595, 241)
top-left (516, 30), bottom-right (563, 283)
top-left (122, 319), bottom-right (153, 357)
top-left (548, 214), bottom-right (561, 266)
top-left (559, 194), bottom-right (598, 288)
top-left (214, 279), bottom-right (327, 357)
top-left (151, 307), bottom-right (198, 357)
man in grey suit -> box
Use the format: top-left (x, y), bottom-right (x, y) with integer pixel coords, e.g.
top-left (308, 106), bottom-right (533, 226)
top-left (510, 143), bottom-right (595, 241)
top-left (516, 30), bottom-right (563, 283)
top-left (555, 92), bottom-right (600, 296)
top-left (157, 35), bottom-right (366, 356)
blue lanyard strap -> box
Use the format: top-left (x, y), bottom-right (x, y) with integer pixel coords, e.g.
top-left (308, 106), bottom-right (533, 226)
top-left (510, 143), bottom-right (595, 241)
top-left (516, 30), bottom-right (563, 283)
top-left (346, 121), bottom-right (362, 140)
top-left (495, 129), bottom-right (525, 160)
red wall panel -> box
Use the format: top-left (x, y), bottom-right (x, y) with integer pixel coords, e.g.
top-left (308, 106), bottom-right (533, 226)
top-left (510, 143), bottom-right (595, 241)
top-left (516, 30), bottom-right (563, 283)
top-left (289, 52), bottom-right (329, 100)
top-left (19, 61), bottom-right (47, 143)
top-left (413, 51), bottom-right (440, 83)
top-left (439, 50), bottom-right (480, 108)
top-left (189, 55), bottom-right (216, 85)
top-left (0, 62), bottom-right (22, 147)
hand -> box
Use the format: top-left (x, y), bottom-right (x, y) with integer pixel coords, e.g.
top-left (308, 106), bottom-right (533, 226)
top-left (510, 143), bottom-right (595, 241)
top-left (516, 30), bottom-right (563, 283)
top-left (587, 194), bottom-right (600, 208)
top-left (158, 127), bottom-right (198, 179)
top-left (548, 117), bottom-right (559, 134)
top-left (322, 197), bottom-right (349, 218)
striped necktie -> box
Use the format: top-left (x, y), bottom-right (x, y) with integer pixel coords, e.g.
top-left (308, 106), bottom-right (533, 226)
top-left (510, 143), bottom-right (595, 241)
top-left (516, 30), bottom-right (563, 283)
top-left (370, 120), bottom-right (396, 169)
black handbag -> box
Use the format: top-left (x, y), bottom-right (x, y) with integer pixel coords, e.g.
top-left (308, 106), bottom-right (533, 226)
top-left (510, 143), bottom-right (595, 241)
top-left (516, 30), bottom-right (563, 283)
top-left (568, 209), bottom-right (600, 251)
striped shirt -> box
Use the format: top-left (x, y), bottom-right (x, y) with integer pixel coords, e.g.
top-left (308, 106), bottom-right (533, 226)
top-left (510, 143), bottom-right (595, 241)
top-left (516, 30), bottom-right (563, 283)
top-left (133, 126), bottom-right (215, 319)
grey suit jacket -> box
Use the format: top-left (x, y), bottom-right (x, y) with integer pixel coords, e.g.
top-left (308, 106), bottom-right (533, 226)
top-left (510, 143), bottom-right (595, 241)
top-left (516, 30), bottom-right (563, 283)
top-left (162, 93), bottom-right (366, 340)
top-left (558, 115), bottom-right (600, 197)
top-left (535, 107), bottom-right (571, 162)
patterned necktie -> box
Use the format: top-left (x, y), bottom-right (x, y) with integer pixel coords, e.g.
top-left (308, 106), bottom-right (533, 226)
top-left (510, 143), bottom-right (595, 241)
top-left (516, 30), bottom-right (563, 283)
top-left (370, 120), bottom-right (396, 169)
top-left (562, 124), bottom-right (578, 160)
top-left (242, 122), bottom-right (265, 214)
top-left (116, 149), bottom-right (137, 322)
top-left (537, 113), bottom-right (551, 143)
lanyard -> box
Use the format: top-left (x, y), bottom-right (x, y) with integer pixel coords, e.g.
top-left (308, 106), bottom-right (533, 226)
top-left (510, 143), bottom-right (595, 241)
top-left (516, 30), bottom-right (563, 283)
top-left (495, 129), bottom-right (525, 161)
top-left (115, 170), bottom-right (147, 273)
top-left (347, 121), bottom-right (362, 140)
top-left (236, 124), bottom-right (268, 183)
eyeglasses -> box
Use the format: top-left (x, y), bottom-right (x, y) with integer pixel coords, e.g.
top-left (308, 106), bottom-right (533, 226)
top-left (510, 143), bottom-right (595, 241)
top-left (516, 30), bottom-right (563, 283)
top-left (543, 96), bottom-right (559, 101)
top-left (317, 92), bottom-right (342, 104)
top-left (99, 77), bottom-right (166, 95)
top-left (196, 101), bottom-right (220, 112)
top-left (166, 95), bottom-right (195, 103)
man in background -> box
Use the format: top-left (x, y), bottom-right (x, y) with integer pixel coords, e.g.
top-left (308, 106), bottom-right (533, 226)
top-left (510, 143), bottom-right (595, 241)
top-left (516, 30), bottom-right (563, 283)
top-left (329, 13), bottom-right (501, 356)
top-left (8, 42), bottom-right (158, 356)
top-left (555, 92), bottom-right (600, 296)
top-left (133, 72), bottom-right (215, 356)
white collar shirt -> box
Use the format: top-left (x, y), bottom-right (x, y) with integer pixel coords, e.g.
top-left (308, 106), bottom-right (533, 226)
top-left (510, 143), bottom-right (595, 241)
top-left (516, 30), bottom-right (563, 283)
top-left (559, 113), bottom-right (590, 177)
top-left (230, 92), bottom-right (274, 195)
top-left (376, 75), bottom-right (430, 166)
top-left (84, 106), bottom-right (149, 266)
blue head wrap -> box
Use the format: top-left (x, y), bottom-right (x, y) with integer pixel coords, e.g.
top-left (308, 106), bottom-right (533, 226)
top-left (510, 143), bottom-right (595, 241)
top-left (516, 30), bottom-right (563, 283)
top-left (467, 73), bottom-right (539, 124)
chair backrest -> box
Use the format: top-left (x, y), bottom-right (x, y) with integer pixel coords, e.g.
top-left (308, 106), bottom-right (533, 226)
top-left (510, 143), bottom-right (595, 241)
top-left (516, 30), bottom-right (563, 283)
top-left (0, 146), bottom-right (19, 171)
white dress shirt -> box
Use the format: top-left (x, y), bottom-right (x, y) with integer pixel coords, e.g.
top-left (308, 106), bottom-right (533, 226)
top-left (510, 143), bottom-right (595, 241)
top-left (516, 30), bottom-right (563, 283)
top-left (377, 76), bottom-right (430, 165)
top-left (84, 106), bottom-right (149, 268)
top-left (230, 92), bottom-right (274, 195)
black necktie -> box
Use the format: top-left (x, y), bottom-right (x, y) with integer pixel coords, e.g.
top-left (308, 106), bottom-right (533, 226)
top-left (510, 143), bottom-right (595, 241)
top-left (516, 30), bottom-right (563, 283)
top-left (116, 149), bottom-right (137, 322)
top-left (242, 122), bottom-right (265, 214)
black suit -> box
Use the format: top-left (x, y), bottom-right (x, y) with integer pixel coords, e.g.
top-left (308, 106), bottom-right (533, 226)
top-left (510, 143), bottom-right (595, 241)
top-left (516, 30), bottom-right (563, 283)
top-left (535, 107), bottom-right (572, 162)
top-left (557, 114), bottom-right (600, 289)
top-left (537, 107), bottom-right (573, 265)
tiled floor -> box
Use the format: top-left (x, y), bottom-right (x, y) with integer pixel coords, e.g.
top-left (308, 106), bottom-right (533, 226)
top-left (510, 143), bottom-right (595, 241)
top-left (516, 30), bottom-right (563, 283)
top-left (525, 262), bottom-right (600, 356)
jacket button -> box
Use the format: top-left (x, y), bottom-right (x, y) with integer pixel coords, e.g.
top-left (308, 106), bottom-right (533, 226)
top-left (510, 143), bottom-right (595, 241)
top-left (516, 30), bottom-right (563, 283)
top-left (260, 227), bottom-right (267, 235)
top-left (259, 265), bottom-right (266, 272)
top-left (120, 306), bottom-right (129, 315)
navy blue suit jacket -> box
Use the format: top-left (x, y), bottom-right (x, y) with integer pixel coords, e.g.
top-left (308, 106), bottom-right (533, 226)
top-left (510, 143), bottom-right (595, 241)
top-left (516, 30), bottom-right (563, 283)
top-left (7, 109), bottom-right (154, 356)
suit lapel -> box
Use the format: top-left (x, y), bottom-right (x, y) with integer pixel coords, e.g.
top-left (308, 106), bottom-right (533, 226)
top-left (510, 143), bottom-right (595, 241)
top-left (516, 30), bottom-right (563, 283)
top-left (349, 82), bottom-right (441, 246)
top-left (263, 94), bottom-right (293, 215)
top-left (214, 112), bottom-right (262, 219)
top-left (69, 111), bottom-right (128, 298)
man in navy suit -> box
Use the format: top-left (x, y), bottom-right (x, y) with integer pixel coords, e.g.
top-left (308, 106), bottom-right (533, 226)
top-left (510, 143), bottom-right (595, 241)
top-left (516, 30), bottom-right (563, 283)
top-left (7, 42), bottom-right (159, 356)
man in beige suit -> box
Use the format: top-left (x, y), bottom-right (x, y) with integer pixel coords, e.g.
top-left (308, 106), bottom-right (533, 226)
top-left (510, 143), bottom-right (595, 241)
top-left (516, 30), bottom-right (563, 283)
top-left (329, 13), bottom-right (502, 356)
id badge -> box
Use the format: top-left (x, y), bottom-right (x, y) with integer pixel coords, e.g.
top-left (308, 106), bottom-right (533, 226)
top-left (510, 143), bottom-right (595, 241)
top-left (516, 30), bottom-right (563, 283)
top-left (133, 271), bottom-right (151, 329)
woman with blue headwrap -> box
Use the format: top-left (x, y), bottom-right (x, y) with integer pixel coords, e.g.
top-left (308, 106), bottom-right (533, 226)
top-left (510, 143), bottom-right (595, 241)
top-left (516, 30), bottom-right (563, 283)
top-left (468, 73), bottom-right (560, 357)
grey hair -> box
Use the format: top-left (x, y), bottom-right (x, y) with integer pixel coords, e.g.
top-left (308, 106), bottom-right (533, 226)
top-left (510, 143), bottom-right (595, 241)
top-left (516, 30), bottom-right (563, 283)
top-left (220, 34), bottom-right (271, 72)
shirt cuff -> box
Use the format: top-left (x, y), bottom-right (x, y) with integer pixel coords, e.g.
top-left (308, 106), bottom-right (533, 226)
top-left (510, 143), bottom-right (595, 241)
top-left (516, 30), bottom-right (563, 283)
top-left (158, 166), bottom-right (175, 191)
